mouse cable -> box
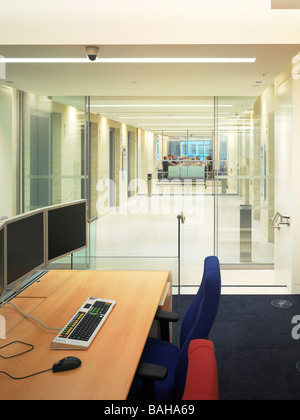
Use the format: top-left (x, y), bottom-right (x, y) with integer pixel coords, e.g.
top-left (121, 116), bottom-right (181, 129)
top-left (0, 341), bottom-right (34, 359)
top-left (0, 368), bottom-right (52, 380)
top-left (0, 341), bottom-right (51, 379)
top-left (3, 301), bottom-right (62, 331)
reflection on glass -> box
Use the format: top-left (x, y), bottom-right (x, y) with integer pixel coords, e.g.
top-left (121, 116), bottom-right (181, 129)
top-left (21, 94), bottom-right (86, 213)
top-left (217, 95), bottom-right (274, 265)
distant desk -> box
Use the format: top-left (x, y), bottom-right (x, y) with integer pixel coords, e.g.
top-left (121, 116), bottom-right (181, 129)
top-left (0, 270), bottom-right (169, 400)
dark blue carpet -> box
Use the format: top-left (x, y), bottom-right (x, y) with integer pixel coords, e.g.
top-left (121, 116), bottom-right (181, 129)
top-left (172, 294), bottom-right (300, 400)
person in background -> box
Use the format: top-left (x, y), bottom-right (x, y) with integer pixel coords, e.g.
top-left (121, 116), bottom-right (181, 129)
top-left (162, 156), bottom-right (171, 178)
top-left (206, 154), bottom-right (212, 172)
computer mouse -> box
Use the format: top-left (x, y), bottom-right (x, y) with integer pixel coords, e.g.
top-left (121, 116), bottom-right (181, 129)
top-left (52, 356), bottom-right (82, 373)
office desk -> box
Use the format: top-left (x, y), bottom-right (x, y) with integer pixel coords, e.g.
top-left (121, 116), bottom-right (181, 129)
top-left (0, 298), bottom-right (45, 334)
top-left (17, 270), bottom-right (74, 298)
top-left (0, 270), bottom-right (169, 400)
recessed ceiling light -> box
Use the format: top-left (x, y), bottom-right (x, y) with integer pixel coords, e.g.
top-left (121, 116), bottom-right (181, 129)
top-left (0, 57), bottom-right (256, 64)
top-left (121, 116), bottom-right (216, 119)
top-left (98, 57), bottom-right (256, 63)
top-left (120, 116), bottom-right (233, 119)
top-left (90, 104), bottom-right (233, 108)
top-left (139, 123), bottom-right (214, 126)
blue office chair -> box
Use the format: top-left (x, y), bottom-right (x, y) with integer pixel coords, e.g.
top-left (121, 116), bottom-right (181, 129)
top-left (132, 255), bottom-right (221, 400)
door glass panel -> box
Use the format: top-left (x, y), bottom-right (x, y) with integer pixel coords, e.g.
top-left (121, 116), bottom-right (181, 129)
top-left (158, 97), bottom-right (215, 290)
top-left (217, 96), bottom-right (275, 265)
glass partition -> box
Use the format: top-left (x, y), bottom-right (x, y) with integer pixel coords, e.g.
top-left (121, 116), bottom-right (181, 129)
top-left (21, 93), bottom-right (87, 213)
top-left (16, 92), bottom-right (275, 292)
top-left (216, 95), bottom-right (274, 265)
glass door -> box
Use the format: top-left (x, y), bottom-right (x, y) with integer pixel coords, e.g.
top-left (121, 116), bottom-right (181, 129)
top-left (160, 97), bottom-right (216, 291)
top-left (216, 96), bottom-right (275, 266)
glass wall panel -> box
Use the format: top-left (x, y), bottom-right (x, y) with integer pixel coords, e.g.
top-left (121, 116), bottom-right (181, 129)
top-left (147, 97), bottom-right (216, 290)
top-left (217, 94), bottom-right (275, 265)
top-left (21, 94), bottom-right (87, 213)
top-left (0, 85), bottom-right (15, 218)
top-left (61, 110), bottom-right (179, 286)
top-left (17, 92), bottom-right (275, 282)
top-left (19, 94), bottom-right (88, 270)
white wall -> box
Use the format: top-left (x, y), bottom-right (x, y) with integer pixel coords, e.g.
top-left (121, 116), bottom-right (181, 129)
top-left (0, 85), bottom-right (13, 218)
top-left (290, 74), bottom-right (300, 294)
top-left (274, 64), bottom-right (300, 293)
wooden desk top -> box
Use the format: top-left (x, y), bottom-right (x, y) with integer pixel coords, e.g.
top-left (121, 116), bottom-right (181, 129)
top-left (0, 298), bottom-right (45, 334)
top-left (17, 270), bottom-right (74, 298)
top-left (0, 270), bottom-right (169, 400)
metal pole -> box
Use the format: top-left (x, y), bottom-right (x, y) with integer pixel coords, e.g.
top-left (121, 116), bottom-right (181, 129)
top-left (85, 96), bottom-right (91, 220)
top-left (177, 212), bottom-right (185, 295)
top-left (177, 215), bottom-right (181, 296)
top-left (213, 96), bottom-right (219, 257)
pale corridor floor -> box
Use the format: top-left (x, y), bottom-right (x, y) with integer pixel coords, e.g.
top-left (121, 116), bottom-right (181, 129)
top-left (92, 193), bottom-right (286, 295)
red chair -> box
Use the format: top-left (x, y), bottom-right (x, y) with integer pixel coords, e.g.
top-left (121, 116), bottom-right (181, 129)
top-left (182, 339), bottom-right (218, 400)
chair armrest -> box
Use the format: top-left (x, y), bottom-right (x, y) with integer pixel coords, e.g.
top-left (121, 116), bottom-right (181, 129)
top-left (135, 362), bottom-right (167, 381)
top-left (154, 309), bottom-right (179, 341)
top-left (154, 309), bottom-right (179, 323)
top-left (135, 362), bottom-right (168, 400)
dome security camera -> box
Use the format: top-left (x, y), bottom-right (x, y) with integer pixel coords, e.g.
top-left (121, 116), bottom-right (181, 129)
top-left (85, 46), bottom-right (99, 61)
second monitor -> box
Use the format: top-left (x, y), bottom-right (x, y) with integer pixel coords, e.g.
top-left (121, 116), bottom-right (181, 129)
top-left (6, 210), bottom-right (45, 291)
top-left (47, 200), bottom-right (87, 263)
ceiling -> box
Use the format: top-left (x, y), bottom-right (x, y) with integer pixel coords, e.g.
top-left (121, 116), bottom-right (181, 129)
top-left (1, 44), bottom-right (299, 133)
top-left (2, 0), bottom-right (300, 45)
top-left (1, 1), bottom-right (300, 134)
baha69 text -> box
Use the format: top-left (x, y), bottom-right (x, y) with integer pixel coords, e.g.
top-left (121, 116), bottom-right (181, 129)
top-left (148, 405), bottom-right (195, 415)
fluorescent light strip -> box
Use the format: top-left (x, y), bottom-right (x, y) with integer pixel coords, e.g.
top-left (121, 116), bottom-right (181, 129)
top-left (90, 104), bottom-right (233, 108)
top-left (0, 57), bottom-right (256, 64)
top-left (120, 116), bottom-right (232, 119)
top-left (0, 58), bottom-right (88, 63)
top-left (155, 131), bottom-right (212, 133)
top-left (138, 122), bottom-right (251, 128)
top-left (122, 116), bottom-right (214, 119)
top-left (147, 126), bottom-right (253, 130)
top-left (139, 124), bottom-right (214, 126)
top-left (99, 58), bottom-right (256, 63)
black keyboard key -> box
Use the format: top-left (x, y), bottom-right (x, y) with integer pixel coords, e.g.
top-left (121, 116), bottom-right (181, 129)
top-left (69, 312), bottom-right (102, 341)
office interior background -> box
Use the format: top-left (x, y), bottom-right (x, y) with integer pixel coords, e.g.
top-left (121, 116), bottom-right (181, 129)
top-left (1, 0), bottom-right (300, 295)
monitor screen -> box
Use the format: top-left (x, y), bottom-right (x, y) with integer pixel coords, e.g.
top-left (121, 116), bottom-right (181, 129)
top-left (0, 224), bottom-right (5, 295)
top-left (47, 200), bottom-right (87, 262)
top-left (6, 211), bottom-right (45, 287)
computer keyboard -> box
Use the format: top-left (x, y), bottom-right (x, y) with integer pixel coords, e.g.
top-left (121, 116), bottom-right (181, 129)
top-left (51, 297), bottom-right (116, 350)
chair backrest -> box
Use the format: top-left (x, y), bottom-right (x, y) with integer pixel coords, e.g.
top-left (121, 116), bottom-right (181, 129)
top-left (182, 339), bottom-right (218, 400)
top-left (174, 255), bottom-right (221, 398)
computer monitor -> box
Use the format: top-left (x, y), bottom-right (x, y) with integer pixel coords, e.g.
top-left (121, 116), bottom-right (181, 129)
top-left (46, 200), bottom-right (87, 263)
top-left (0, 223), bottom-right (5, 296)
top-left (6, 210), bottom-right (45, 290)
